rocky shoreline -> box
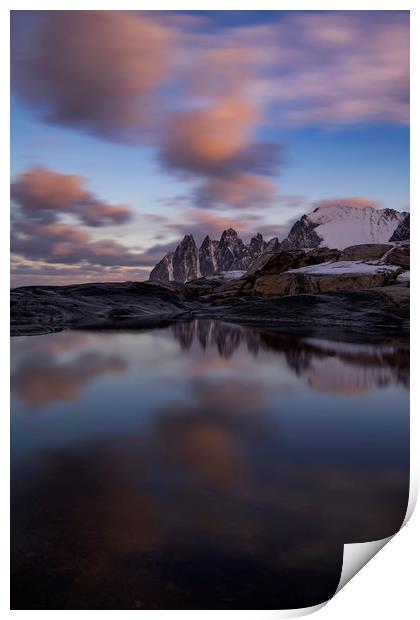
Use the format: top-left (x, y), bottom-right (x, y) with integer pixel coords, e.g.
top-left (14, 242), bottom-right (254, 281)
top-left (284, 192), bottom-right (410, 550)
top-left (11, 281), bottom-right (409, 341)
top-left (11, 243), bottom-right (410, 340)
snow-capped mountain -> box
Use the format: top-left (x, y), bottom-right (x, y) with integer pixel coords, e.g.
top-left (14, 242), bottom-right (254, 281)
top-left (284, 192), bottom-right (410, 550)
top-left (149, 204), bottom-right (409, 283)
top-left (279, 204), bottom-right (408, 251)
top-left (149, 229), bottom-right (281, 283)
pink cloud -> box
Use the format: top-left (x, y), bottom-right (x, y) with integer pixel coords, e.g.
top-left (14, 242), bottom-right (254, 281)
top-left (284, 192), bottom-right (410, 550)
top-left (195, 173), bottom-right (276, 209)
top-left (12, 11), bottom-right (409, 212)
top-left (12, 10), bottom-right (175, 141)
top-left (313, 197), bottom-right (381, 210)
top-left (11, 167), bottom-right (131, 226)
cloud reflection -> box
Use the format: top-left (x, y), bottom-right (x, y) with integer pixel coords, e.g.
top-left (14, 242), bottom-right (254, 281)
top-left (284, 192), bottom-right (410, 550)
top-left (12, 399), bottom-right (408, 609)
top-left (11, 333), bottom-right (126, 407)
top-left (11, 322), bottom-right (409, 608)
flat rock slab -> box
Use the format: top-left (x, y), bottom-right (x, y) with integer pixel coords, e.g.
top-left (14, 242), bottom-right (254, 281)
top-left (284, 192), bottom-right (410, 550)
top-left (11, 281), bottom-right (409, 340)
top-left (11, 281), bottom-right (196, 337)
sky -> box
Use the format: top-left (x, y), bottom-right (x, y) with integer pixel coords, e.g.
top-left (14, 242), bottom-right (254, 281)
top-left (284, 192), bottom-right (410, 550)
top-left (10, 10), bottom-right (409, 286)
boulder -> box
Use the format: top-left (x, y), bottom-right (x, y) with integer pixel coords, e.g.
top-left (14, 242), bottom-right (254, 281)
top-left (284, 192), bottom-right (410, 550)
top-left (252, 269), bottom-right (399, 297)
top-left (294, 247), bottom-right (340, 267)
top-left (385, 245), bottom-right (410, 270)
top-left (339, 244), bottom-right (392, 262)
top-left (247, 250), bottom-right (306, 276)
top-left (247, 247), bottom-right (339, 277)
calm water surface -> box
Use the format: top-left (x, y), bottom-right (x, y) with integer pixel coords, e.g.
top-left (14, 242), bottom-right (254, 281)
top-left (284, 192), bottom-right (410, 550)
top-left (11, 320), bottom-right (409, 609)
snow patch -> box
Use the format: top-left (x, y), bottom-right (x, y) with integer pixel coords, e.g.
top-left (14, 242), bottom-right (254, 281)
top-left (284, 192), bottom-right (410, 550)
top-left (289, 260), bottom-right (400, 276)
top-left (397, 270), bottom-right (410, 282)
top-left (220, 270), bottom-right (246, 279)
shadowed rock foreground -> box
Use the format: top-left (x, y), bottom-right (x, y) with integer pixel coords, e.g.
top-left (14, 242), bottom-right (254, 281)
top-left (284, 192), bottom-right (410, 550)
top-left (11, 282), bottom-right (409, 341)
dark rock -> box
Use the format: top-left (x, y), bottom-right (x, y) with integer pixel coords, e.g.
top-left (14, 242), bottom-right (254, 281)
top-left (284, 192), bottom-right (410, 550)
top-left (248, 233), bottom-right (266, 259)
top-left (218, 228), bottom-right (250, 271)
top-left (278, 215), bottom-right (321, 251)
top-left (149, 235), bottom-right (200, 283)
top-left (199, 235), bottom-right (220, 277)
top-left (148, 252), bottom-right (174, 283)
top-left (11, 279), bottom-right (409, 339)
top-left (390, 214), bottom-right (410, 241)
top-left (172, 235), bottom-right (200, 282)
top-left (10, 281), bottom-right (196, 336)
top-left (295, 247), bottom-right (340, 266)
top-left (248, 250), bottom-right (306, 276)
top-left (196, 288), bottom-right (409, 339)
top-left (265, 237), bottom-right (281, 252)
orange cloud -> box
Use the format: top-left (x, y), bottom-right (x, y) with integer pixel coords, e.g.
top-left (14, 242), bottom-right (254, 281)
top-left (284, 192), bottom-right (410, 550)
top-left (11, 167), bottom-right (131, 226)
top-left (12, 11), bottom-right (408, 213)
top-left (313, 197), bottom-right (381, 210)
top-left (162, 97), bottom-right (256, 171)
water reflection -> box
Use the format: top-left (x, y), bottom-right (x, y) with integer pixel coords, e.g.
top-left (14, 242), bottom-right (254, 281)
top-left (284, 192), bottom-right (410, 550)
top-left (11, 332), bottom-right (126, 407)
top-left (11, 321), bottom-right (409, 609)
top-left (171, 320), bottom-right (408, 393)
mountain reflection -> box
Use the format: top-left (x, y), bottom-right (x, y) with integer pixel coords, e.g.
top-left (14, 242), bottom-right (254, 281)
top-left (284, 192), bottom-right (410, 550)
top-left (171, 319), bottom-right (409, 392)
top-left (172, 320), bottom-right (248, 357)
top-left (11, 321), bottom-right (409, 410)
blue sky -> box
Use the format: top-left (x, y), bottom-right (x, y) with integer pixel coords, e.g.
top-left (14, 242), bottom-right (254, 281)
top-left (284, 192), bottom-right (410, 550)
top-left (10, 10), bottom-right (409, 285)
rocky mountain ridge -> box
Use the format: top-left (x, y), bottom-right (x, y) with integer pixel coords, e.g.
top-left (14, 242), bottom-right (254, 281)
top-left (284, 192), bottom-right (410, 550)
top-left (149, 229), bottom-right (281, 283)
top-left (149, 204), bottom-right (409, 284)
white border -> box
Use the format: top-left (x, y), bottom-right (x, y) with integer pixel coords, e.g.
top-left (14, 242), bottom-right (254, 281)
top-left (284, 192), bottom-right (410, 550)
top-left (2, 1), bottom-right (417, 617)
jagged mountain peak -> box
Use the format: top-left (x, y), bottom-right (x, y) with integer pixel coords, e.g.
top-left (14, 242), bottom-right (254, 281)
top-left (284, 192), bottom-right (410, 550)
top-left (151, 227), bottom-right (261, 283)
top-left (179, 234), bottom-right (197, 247)
top-left (149, 203), bottom-right (409, 283)
top-left (220, 227), bottom-right (239, 241)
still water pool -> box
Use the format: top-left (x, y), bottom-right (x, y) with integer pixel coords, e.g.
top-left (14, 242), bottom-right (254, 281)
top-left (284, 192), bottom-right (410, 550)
top-left (11, 320), bottom-right (409, 609)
